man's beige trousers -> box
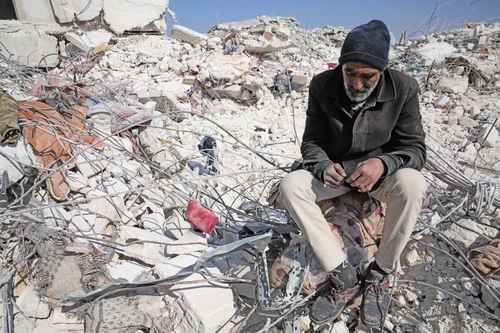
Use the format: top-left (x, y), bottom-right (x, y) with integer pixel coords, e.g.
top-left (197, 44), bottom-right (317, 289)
top-left (276, 168), bottom-right (426, 273)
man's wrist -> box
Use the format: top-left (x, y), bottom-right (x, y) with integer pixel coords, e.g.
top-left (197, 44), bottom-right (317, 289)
top-left (375, 157), bottom-right (388, 177)
top-left (315, 160), bottom-right (332, 182)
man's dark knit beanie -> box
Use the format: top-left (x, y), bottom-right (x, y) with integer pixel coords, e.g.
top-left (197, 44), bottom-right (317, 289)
top-left (339, 20), bottom-right (390, 71)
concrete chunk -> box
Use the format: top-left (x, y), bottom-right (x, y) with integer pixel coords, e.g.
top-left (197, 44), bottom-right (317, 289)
top-left (438, 75), bottom-right (469, 94)
top-left (481, 279), bottom-right (500, 311)
top-left (479, 123), bottom-right (499, 147)
top-left (212, 18), bottom-right (262, 32)
top-left (171, 267), bottom-right (237, 333)
top-left (0, 20), bottom-right (63, 67)
top-left (51, 0), bottom-right (103, 23)
top-left (164, 230), bottom-right (208, 256)
top-left (108, 260), bottom-right (149, 281)
top-left (103, 0), bottom-right (166, 34)
top-left (172, 24), bottom-right (208, 46)
top-left (200, 54), bottom-right (251, 82)
top-left (13, 0), bottom-right (55, 23)
top-left (417, 42), bottom-right (457, 65)
top-left (16, 286), bottom-right (50, 319)
top-left (65, 30), bottom-right (112, 53)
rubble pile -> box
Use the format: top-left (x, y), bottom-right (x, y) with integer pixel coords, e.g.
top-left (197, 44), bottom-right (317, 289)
top-left (11, 0), bottom-right (167, 34)
top-left (0, 13), bottom-right (500, 333)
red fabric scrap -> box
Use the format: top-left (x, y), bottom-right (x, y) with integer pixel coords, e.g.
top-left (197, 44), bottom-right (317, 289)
top-left (186, 200), bottom-right (219, 234)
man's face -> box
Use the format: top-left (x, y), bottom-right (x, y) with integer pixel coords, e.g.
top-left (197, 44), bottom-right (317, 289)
top-left (342, 62), bottom-right (381, 102)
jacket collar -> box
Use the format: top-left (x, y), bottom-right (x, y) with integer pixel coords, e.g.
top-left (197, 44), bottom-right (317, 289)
top-left (376, 69), bottom-right (397, 102)
top-left (325, 66), bottom-right (397, 103)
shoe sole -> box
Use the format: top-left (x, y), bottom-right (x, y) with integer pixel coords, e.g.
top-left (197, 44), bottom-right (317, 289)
top-left (310, 286), bottom-right (362, 325)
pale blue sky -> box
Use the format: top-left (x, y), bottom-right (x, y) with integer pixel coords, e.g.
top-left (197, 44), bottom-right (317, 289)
top-left (167, 0), bottom-right (500, 38)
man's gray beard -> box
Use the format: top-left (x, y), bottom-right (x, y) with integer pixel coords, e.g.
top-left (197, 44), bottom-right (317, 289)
top-left (343, 77), bottom-right (379, 102)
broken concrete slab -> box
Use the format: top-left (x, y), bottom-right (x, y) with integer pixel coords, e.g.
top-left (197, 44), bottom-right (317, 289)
top-left (33, 307), bottom-right (83, 332)
top-left (42, 206), bottom-right (71, 228)
top-left (479, 123), bottom-right (499, 147)
top-left (154, 254), bottom-right (200, 278)
top-left (481, 279), bottom-right (500, 311)
top-left (212, 84), bottom-right (243, 100)
top-left (142, 212), bottom-right (166, 234)
top-left (443, 219), bottom-right (481, 248)
top-left (171, 24), bottom-right (208, 46)
top-left (438, 75), bottom-right (469, 94)
top-left (51, 0), bottom-right (102, 23)
top-left (417, 41), bottom-right (457, 65)
top-left (69, 211), bottom-right (98, 236)
top-left (65, 30), bottom-right (112, 53)
top-left (65, 171), bottom-right (90, 193)
top-left (13, 0), bottom-right (55, 23)
top-left (162, 209), bottom-right (193, 240)
top-left (14, 307), bottom-right (84, 333)
top-left (75, 149), bottom-right (108, 178)
top-left (118, 225), bottom-right (172, 243)
top-left (103, 0), bottom-right (166, 35)
top-left (108, 260), bottom-right (149, 282)
top-left (164, 230), bottom-right (208, 256)
top-left (83, 189), bottom-right (125, 221)
top-left (170, 267), bottom-right (237, 333)
top-left (200, 53), bottom-right (251, 82)
top-left (0, 20), bottom-right (65, 67)
top-left (116, 225), bottom-right (177, 265)
top-left (19, 0), bottom-right (168, 35)
top-left (211, 18), bottom-right (263, 32)
top-left (244, 39), bottom-right (293, 55)
top-left (16, 286), bottom-right (50, 319)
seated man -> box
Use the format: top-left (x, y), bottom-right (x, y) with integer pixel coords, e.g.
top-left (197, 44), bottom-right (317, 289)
top-left (276, 20), bottom-right (427, 329)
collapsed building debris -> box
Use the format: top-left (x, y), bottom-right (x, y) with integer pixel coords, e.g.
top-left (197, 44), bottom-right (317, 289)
top-left (0, 13), bottom-right (500, 333)
top-left (11, 0), bottom-right (168, 34)
top-left (0, 0), bottom-right (170, 69)
top-left (0, 20), bottom-right (65, 67)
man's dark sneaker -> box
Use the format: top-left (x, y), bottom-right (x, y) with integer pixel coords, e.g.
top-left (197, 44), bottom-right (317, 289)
top-left (310, 261), bottom-right (360, 325)
top-left (360, 268), bottom-right (393, 331)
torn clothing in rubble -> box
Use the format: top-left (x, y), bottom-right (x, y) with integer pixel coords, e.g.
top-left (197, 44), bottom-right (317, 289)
top-left (301, 66), bottom-right (427, 181)
top-left (18, 101), bottom-right (103, 201)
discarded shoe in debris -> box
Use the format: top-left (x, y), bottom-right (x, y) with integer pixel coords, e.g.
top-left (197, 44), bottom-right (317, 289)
top-left (360, 267), bottom-right (394, 331)
top-left (310, 261), bottom-right (360, 325)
